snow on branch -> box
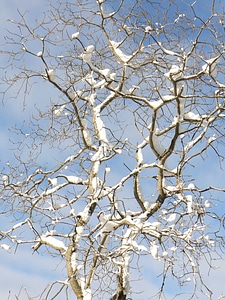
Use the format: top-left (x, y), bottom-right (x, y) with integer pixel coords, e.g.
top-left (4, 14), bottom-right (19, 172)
top-left (164, 64), bottom-right (183, 80)
top-left (33, 234), bottom-right (67, 253)
top-left (81, 45), bottom-right (95, 64)
top-left (109, 40), bottom-right (132, 63)
top-left (0, 243), bottom-right (10, 251)
top-left (47, 69), bottom-right (56, 81)
top-left (202, 56), bottom-right (220, 77)
top-left (184, 111), bottom-right (201, 122)
top-left (151, 128), bottom-right (166, 157)
top-left (54, 105), bottom-right (65, 116)
top-left (93, 105), bottom-right (109, 144)
top-left (57, 174), bottom-right (85, 184)
top-left (157, 42), bottom-right (182, 58)
top-left (2, 3), bottom-right (225, 299)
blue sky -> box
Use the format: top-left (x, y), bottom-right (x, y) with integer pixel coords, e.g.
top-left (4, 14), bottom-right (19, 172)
top-left (1, 0), bottom-right (225, 299)
top-left (0, 2), bottom-right (69, 299)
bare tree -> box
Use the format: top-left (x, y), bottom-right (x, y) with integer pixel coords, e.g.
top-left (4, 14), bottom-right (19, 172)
top-left (1, 0), bottom-right (225, 299)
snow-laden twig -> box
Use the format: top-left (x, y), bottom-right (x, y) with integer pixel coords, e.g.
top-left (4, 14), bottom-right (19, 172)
top-left (33, 234), bottom-right (67, 253)
top-left (93, 105), bottom-right (108, 144)
top-left (54, 105), bottom-right (65, 116)
top-left (81, 118), bottom-right (93, 146)
top-left (151, 129), bottom-right (166, 156)
top-left (109, 40), bottom-right (132, 63)
top-left (164, 64), bottom-right (183, 80)
top-left (202, 56), bottom-right (220, 77)
top-left (81, 45), bottom-right (95, 64)
top-left (57, 174), bottom-right (84, 184)
top-left (158, 42), bottom-right (182, 58)
top-left (47, 69), bottom-right (56, 81)
top-left (0, 244), bottom-right (10, 251)
top-left (184, 111), bottom-right (201, 122)
top-left (71, 32), bottom-right (79, 39)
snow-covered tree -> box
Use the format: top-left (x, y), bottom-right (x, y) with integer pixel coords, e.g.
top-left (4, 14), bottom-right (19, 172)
top-left (1, 0), bottom-right (225, 299)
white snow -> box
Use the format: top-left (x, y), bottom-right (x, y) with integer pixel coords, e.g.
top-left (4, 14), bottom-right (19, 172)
top-left (12, 221), bottom-right (26, 231)
top-left (100, 7), bottom-right (115, 18)
top-left (186, 195), bottom-right (193, 213)
top-left (86, 45), bottom-right (94, 52)
top-left (70, 253), bottom-right (82, 273)
top-left (204, 199), bottom-right (211, 208)
top-left (93, 79), bottom-right (106, 89)
top-left (70, 208), bottom-right (76, 217)
top-left (93, 106), bottom-right (108, 143)
top-left (149, 100), bottom-right (163, 109)
top-left (179, 98), bottom-right (185, 115)
top-left (158, 42), bottom-right (177, 56)
top-left (152, 129), bottom-right (165, 156)
top-left (36, 51), bottom-right (42, 56)
top-left (145, 26), bottom-right (153, 32)
top-left (143, 201), bottom-right (151, 210)
top-left (99, 68), bottom-right (111, 77)
top-left (162, 251), bottom-right (168, 258)
top-left (81, 118), bottom-right (93, 146)
top-left (150, 242), bottom-right (159, 259)
top-left (105, 167), bottom-right (111, 173)
top-left (123, 24), bottom-right (132, 35)
top-left (83, 129), bottom-right (93, 146)
top-left (77, 203), bottom-right (95, 224)
top-left (47, 69), bottom-right (56, 81)
top-left (208, 135), bottom-right (216, 144)
top-left (162, 95), bottom-right (176, 101)
top-left (109, 40), bottom-right (120, 48)
top-left (2, 175), bottom-right (8, 185)
top-left (128, 85), bottom-right (140, 94)
top-left (136, 147), bottom-right (143, 165)
top-left (147, 221), bottom-right (161, 230)
top-left (54, 105), bottom-right (65, 116)
top-left (184, 140), bottom-right (194, 151)
top-left (164, 65), bottom-right (182, 80)
top-left (205, 235), bottom-right (215, 246)
top-left (184, 111), bottom-right (201, 121)
top-left (114, 148), bottom-right (122, 154)
top-left (164, 184), bottom-right (178, 194)
top-left (91, 176), bottom-right (99, 190)
top-left (109, 72), bottom-right (116, 81)
top-left (0, 244), bottom-right (10, 251)
top-left (83, 288), bottom-right (92, 300)
top-left (202, 56), bottom-right (220, 77)
top-left (188, 183), bottom-right (195, 190)
top-left (87, 92), bottom-right (96, 106)
top-left (91, 145), bottom-right (104, 163)
top-left (71, 32), bottom-right (79, 39)
top-left (81, 45), bottom-right (95, 63)
top-left (102, 221), bottom-right (116, 232)
top-left (172, 116), bottom-right (178, 125)
top-left (44, 185), bottom-right (64, 196)
top-left (85, 71), bottom-right (96, 86)
top-left (131, 240), bottom-right (148, 252)
top-left (174, 14), bottom-right (185, 23)
top-left (64, 175), bottom-right (83, 184)
top-left (65, 155), bottom-right (76, 163)
top-left (40, 235), bottom-right (67, 252)
top-left (109, 40), bottom-right (131, 63)
top-left (98, 211), bottom-right (110, 223)
top-left (48, 178), bottom-right (58, 186)
top-left (166, 213), bottom-right (176, 222)
top-left (170, 246), bottom-right (177, 252)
